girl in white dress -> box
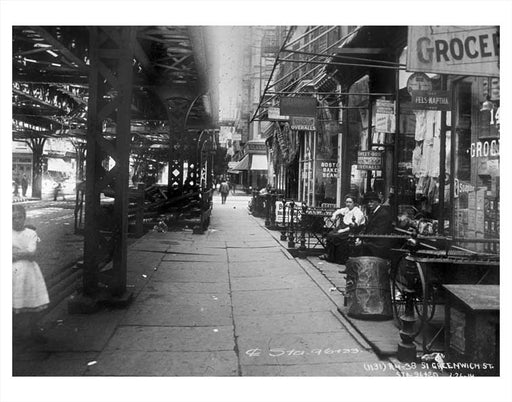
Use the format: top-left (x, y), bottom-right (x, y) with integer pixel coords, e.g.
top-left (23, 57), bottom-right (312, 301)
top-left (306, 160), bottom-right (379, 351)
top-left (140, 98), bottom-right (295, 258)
top-left (12, 204), bottom-right (49, 343)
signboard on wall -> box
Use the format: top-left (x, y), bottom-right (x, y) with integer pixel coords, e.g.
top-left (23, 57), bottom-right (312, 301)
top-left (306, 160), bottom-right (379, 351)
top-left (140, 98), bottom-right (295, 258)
top-left (375, 99), bottom-right (396, 133)
top-left (407, 26), bottom-right (499, 77)
top-left (280, 97), bottom-right (317, 116)
top-left (357, 151), bottom-right (383, 170)
top-left (290, 116), bottom-right (316, 131)
top-left (320, 161), bottom-right (338, 178)
top-left (410, 90), bottom-right (451, 111)
top-left (268, 107), bottom-right (289, 121)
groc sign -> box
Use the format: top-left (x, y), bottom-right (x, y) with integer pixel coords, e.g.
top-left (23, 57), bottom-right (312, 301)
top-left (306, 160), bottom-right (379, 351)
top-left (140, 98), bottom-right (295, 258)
top-left (407, 26), bottom-right (499, 77)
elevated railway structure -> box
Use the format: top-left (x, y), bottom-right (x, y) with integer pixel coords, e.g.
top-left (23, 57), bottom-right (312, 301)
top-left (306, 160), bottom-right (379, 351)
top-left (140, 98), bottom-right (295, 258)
top-left (13, 26), bottom-right (219, 301)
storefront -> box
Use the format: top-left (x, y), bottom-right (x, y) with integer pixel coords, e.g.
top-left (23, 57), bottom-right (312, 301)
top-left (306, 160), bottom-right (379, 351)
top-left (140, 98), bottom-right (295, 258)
top-left (328, 25), bottom-right (499, 253)
top-left (268, 76), bottom-right (340, 206)
top-left (399, 26), bottom-right (500, 251)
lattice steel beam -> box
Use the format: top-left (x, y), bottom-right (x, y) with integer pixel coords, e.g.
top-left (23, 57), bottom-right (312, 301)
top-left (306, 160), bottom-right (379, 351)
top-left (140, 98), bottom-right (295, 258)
top-left (83, 27), bottom-right (135, 297)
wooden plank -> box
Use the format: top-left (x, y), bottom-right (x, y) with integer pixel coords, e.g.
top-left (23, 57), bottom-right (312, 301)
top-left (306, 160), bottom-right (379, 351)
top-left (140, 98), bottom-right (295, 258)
top-left (443, 284), bottom-right (499, 311)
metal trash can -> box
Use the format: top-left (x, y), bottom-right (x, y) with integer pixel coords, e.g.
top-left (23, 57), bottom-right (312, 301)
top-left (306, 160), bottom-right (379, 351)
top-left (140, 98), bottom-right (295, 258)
top-left (345, 256), bottom-right (393, 320)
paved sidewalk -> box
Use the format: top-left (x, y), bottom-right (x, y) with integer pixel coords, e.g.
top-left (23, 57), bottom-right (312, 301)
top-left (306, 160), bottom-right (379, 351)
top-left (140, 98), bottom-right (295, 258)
top-left (13, 194), bottom-right (418, 377)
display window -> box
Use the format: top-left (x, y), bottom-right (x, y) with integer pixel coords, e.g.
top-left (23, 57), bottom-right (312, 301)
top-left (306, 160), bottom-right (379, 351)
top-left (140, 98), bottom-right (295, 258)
top-left (396, 101), bottom-right (451, 234)
top-left (452, 77), bottom-right (499, 253)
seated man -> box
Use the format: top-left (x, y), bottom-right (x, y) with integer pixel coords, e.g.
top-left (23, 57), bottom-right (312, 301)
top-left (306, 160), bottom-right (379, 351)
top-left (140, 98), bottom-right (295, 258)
top-left (355, 191), bottom-right (394, 259)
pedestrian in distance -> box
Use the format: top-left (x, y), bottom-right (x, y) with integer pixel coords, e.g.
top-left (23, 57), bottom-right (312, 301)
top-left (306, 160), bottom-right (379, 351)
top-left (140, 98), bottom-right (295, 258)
top-left (21, 174), bottom-right (28, 197)
top-left (53, 182), bottom-right (65, 201)
top-left (13, 175), bottom-right (20, 196)
top-left (319, 194), bottom-right (365, 264)
top-left (12, 204), bottom-right (49, 344)
top-left (219, 179), bottom-right (230, 204)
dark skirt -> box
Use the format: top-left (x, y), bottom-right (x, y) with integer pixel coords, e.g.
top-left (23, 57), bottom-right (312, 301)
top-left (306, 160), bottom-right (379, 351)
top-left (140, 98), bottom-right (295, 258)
top-left (325, 231), bottom-right (350, 264)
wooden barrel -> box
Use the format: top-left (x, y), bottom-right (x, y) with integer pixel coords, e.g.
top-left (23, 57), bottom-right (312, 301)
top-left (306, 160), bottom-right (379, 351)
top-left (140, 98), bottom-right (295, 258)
top-left (345, 256), bottom-right (393, 320)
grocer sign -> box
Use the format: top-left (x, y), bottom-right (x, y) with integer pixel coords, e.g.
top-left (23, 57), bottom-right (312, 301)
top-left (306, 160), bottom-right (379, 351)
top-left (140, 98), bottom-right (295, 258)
top-left (470, 139), bottom-right (499, 158)
top-left (357, 151), bottom-right (383, 170)
top-left (407, 26), bottom-right (499, 77)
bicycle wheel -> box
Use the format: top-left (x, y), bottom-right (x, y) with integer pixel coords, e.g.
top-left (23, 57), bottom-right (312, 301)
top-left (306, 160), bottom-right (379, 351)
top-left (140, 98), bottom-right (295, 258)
top-left (413, 261), bottom-right (436, 323)
top-left (390, 256), bottom-right (425, 337)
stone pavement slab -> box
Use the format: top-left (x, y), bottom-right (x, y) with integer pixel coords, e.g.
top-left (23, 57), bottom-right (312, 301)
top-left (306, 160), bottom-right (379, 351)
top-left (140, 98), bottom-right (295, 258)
top-left (120, 302), bottom-right (233, 327)
top-left (232, 287), bottom-right (334, 315)
top-left (142, 281), bottom-right (230, 294)
top-left (226, 240), bottom-right (278, 248)
top-left (13, 351), bottom-right (97, 376)
top-left (237, 331), bottom-right (371, 366)
top-left (85, 350), bottom-right (238, 376)
top-left (234, 311), bottom-right (347, 335)
top-left (231, 273), bottom-right (314, 291)
top-left (22, 309), bottom-right (126, 353)
top-left (161, 252), bottom-right (227, 262)
top-left (134, 288), bottom-right (231, 307)
top-left (227, 248), bottom-right (285, 262)
top-left (228, 260), bottom-right (303, 278)
top-left (241, 361), bottom-right (393, 376)
top-left (152, 262), bottom-right (229, 283)
top-left (103, 325), bottom-right (235, 352)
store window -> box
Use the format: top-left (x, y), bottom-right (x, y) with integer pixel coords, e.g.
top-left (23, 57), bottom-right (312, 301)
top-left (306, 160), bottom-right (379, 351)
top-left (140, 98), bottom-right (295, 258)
top-left (396, 73), bottom-right (451, 235)
top-left (299, 131), bottom-right (315, 206)
top-left (298, 100), bottom-right (339, 207)
top-left (453, 77), bottom-right (499, 254)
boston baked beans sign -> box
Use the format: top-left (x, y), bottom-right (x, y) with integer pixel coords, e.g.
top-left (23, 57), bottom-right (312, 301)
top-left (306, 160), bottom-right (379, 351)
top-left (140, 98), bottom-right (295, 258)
top-left (407, 26), bottom-right (499, 77)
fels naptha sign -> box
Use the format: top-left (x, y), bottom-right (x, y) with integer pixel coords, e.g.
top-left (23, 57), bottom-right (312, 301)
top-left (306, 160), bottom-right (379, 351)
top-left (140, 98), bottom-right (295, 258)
top-left (407, 26), bottom-right (499, 77)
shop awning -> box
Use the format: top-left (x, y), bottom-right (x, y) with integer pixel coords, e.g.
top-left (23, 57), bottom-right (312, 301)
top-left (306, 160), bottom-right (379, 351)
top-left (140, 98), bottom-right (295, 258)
top-left (231, 154), bottom-right (249, 171)
top-left (250, 154), bottom-right (268, 171)
top-left (326, 26), bottom-right (408, 90)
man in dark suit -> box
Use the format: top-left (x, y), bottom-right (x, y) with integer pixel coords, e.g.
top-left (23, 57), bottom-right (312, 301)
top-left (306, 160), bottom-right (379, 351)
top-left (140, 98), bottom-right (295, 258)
top-left (356, 192), bottom-right (394, 259)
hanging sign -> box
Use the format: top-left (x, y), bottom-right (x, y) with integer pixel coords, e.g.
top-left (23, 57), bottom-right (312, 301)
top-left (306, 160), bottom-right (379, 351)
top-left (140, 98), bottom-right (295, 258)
top-left (268, 107), bottom-right (289, 121)
top-left (357, 150), bottom-right (383, 170)
top-left (290, 116), bottom-right (316, 131)
top-left (280, 97), bottom-right (317, 117)
top-left (407, 26), bottom-right (499, 77)
top-left (410, 90), bottom-right (451, 111)
top-left (375, 99), bottom-right (396, 133)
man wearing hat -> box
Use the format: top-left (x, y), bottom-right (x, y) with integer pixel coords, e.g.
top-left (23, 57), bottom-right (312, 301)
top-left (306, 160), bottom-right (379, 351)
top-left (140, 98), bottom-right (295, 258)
top-left (355, 191), bottom-right (394, 259)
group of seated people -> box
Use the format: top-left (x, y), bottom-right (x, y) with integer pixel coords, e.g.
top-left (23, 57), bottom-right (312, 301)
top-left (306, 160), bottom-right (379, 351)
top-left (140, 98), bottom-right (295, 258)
top-left (319, 191), bottom-right (395, 264)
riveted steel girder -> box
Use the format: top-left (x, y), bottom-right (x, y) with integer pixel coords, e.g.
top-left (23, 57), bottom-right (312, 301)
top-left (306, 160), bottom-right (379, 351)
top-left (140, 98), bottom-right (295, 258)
top-left (83, 27), bottom-right (135, 296)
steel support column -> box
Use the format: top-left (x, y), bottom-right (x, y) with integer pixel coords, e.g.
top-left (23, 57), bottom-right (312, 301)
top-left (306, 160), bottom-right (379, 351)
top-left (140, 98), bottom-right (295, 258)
top-left (166, 98), bottom-right (191, 196)
top-left (26, 137), bottom-right (46, 199)
top-left (83, 27), bottom-right (135, 297)
top-left (71, 140), bottom-right (87, 183)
